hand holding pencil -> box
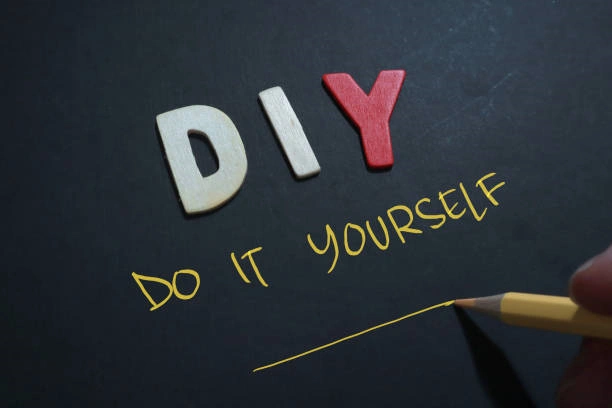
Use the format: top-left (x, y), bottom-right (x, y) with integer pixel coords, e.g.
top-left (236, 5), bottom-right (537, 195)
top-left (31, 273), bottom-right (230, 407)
top-left (556, 244), bottom-right (612, 408)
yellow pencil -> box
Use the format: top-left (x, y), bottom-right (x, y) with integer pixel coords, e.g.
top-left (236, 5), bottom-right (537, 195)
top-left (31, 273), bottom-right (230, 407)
top-left (454, 292), bottom-right (612, 340)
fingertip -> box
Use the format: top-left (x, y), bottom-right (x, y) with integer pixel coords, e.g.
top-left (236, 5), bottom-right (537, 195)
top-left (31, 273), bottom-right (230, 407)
top-left (569, 244), bottom-right (612, 315)
top-left (569, 258), bottom-right (593, 301)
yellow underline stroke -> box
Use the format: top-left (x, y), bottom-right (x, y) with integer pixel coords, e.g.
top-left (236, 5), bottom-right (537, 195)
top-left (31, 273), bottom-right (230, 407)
top-left (252, 299), bottom-right (455, 372)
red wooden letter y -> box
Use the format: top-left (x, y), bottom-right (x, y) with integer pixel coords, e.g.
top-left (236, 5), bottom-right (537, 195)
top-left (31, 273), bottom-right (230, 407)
top-left (322, 70), bottom-right (406, 170)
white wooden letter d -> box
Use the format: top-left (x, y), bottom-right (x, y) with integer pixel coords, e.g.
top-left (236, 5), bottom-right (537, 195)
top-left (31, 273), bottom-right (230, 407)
top-left (156, 105), bottom-right (248, 214)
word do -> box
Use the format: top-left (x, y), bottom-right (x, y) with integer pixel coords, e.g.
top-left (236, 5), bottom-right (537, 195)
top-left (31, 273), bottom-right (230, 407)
top-left (132, 270), bottom-right (201, 311)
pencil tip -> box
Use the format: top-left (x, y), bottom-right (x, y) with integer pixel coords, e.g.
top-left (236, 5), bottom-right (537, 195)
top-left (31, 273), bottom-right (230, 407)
top-left (454, 298), bottom-right (476, 308)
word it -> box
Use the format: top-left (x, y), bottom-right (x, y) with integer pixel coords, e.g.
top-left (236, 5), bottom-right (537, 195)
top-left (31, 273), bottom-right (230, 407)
top-left (307, 172), bottom-right (505, 273)
top-left (231, 247), bottom-right (268, 287)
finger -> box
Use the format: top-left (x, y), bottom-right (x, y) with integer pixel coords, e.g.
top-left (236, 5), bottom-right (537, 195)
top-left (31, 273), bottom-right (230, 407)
top-left (569, 244), bottom-right (612, 315)
top-left (556, 338), bottom-right (612, 408)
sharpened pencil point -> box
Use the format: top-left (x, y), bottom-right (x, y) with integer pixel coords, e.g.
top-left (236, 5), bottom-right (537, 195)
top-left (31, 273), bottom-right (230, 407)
top-left (454, 298), bottom-right (476, 308)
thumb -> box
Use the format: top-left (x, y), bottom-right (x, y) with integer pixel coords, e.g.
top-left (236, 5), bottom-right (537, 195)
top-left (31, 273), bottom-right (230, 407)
top-left (556, 244), bottom-right (612, 408)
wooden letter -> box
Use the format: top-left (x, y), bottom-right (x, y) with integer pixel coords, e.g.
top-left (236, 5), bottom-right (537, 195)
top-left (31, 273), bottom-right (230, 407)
top-left (322, 70), bottom-right (406, 169)
top-left (156, 105), bottom-right (247, 214)
top-left (259, 86), bottom-right (320, 178)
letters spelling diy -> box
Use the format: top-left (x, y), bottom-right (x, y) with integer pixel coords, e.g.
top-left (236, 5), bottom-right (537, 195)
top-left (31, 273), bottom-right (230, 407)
top-left (156, 70), bottom-right (406, 214)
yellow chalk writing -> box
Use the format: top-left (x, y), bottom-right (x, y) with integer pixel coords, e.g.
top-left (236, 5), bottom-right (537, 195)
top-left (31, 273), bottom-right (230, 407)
top-left (438, 188), bottom-right (466, 219)
top-left (476, 172), bottom-right (505, 206)
top-left (253, 300), bottom-right (455, 372)
top-left (172, 269), bottom-right (201, 300)
top-left (387, 205), bottom-right (423, 243)
top-left (241, 247), bottom-right (268, 287)
top-left (415, 197), bottom-right (446, 229)
top-left (132, 172), bottom-right (506, 311)
top-left (365, 216), bottom-right (390, 250)
top-left (459, 182), bottom-right (486, 221)
top-left (306, 224), bottom-right (339, 274)
top-left (344, 223), bottom-right (366, 256)
top-left (231, 252), bottom-right (251, 283)
top-left (305, 172), bottom-right (506, 274)
top-left (132, 269), bottom-right (201, 311)
top-left (231, 247), bottom-right (268, 287)
top-left (132, 272), bottom-right (173, 311)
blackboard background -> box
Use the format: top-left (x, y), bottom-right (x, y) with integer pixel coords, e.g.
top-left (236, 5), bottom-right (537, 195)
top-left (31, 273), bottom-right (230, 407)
top-left (3, 1), bottom-right (611, 407)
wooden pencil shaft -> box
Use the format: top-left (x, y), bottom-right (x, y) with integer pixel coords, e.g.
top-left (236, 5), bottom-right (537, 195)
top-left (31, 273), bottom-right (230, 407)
top-left (499, 292), bottom-right (612, 340)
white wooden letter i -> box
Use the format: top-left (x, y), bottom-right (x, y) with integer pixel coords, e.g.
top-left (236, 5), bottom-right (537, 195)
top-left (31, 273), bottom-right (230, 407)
top-left (259, 87), bottom-right (320, 178)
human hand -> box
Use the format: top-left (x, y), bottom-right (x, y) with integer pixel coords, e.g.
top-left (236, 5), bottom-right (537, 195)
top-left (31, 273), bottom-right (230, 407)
top-left (556, 244), bottom-right (612, 407)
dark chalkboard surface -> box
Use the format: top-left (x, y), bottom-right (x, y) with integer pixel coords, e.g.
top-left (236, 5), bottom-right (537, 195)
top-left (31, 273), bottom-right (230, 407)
top-left (4, 1), bottom-right (611, 406)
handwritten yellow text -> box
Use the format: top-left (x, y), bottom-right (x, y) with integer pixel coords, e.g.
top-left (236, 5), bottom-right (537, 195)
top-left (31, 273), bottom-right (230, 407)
top-left (306, 172), bottom-right (505, 273)
top-left (253, 300), bottom-right (455, 372)
top-left (132, 269), bottom-right (201, 311)
top-left (231, 246), bottom-right (268, 287)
